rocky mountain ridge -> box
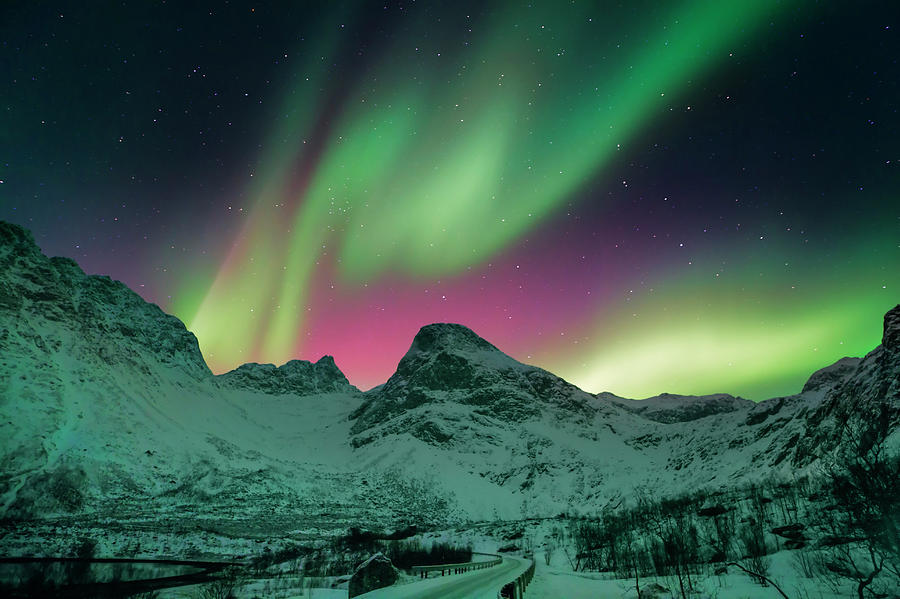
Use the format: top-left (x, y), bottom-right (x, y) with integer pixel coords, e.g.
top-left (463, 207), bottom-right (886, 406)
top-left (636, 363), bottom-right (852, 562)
top-left (604, 392), bottom-right (754, 424)
top-left (1, 219), bottom-right (898, 539)
top-left (342, 311), bottom-right (897, 513)
top-left (0, 222), bottom-right (210, 384)
top-left (793, 304), bottom-right (900, 463)
top-left (218, 356), bottom-right (359, 396)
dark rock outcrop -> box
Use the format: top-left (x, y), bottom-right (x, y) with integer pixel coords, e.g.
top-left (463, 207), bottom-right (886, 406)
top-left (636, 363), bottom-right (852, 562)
top-left (608, 393), bottom-right (752, 424)
top-left (218, 355), bottom-right (357, 395)
top-left (348, 553), bottom-right (399, 598)
top-left (883, 304), bottom-right (900, 355)
top-left (794, 304), bottom-right (900, 464)
top-left (404, 322), bottom-right (499, 357)
top-left (772, 523), bottom-right (806, 540)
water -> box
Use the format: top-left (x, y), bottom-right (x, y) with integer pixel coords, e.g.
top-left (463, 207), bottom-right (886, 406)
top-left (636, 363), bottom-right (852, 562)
top-left (0, 559), bottom-right (202, 586)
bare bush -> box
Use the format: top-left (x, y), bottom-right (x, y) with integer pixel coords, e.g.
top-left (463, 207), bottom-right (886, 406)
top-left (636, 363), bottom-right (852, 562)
top-left (814, 405), bottom-right (900, 598)
top-left (194, 567), bottom-right (244, 599)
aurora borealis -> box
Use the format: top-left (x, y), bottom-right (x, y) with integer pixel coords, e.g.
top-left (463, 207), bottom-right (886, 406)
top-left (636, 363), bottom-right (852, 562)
top-left (2, 1), bottom-right (897, 399)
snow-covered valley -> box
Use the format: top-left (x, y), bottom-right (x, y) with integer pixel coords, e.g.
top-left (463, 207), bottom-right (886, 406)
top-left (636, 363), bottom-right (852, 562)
top-left (1, 219), bottom-right (898, 597)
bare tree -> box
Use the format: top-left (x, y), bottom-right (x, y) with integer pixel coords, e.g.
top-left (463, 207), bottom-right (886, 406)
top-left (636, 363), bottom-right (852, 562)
top-left (194, 567), bottom-right (244, 599)
top-left (544, 538), bottom-right (555, 566)
top-left (724, 561), bottom-right (790, 599)
top-left (816, 405), bottom-right (900, 598)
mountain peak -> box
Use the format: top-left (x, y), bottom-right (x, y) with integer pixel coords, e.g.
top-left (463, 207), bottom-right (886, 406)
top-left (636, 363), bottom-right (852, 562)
top-left (1, 220), bottom-right (211, 381)
top-left (316, 354), bottom-right (338, 367)
top-left (405, 323), bottom-right (499, 357)
top-left (382, 322), bottom-right (517, 398)
top-left (349, 323), bottom-right (602, 444)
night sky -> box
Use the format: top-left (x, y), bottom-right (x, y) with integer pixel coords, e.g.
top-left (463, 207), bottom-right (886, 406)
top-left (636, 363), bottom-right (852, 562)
top-left (2, 1), bottom-right (897, 399)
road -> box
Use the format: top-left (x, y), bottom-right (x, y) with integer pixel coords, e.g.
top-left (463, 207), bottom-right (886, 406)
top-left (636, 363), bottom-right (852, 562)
top-left (356, 555), bottom-right (529, 599)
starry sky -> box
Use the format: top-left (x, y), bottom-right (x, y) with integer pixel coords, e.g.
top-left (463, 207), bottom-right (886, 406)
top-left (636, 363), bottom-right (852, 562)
top-left (2, 1), bottom-right (897, 400)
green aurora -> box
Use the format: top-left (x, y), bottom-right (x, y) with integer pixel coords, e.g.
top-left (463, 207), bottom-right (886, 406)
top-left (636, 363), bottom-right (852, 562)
top-left (3, 0), bottom-right (897, 399)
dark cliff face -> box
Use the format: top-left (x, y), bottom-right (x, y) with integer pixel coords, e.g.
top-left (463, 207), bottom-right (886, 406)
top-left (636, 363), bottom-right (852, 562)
top-left (833, 305), bottom-right (900, 413)
top-left (884, 304), bottom-right (900, 357)
top-left (377, 324), bottom-right (511, 394)
top-left (217, 355), bottom-right (358, 396)
top-left (793, 304), bottom-right (900, 465)
top-left (0, 221), bottom-right (211, 382)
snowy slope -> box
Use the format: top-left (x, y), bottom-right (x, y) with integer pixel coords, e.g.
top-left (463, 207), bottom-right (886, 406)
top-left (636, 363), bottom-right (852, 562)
top-left (1, 220), bottom-right (898, 553)
top-left (345, 319), bottom-right (886, 518)
top-left (0, 222), bottom-right (381, 536)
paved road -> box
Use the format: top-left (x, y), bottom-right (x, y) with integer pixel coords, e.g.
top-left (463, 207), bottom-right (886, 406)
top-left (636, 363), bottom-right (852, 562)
top-left (357, 555), bottom-right (529, 599)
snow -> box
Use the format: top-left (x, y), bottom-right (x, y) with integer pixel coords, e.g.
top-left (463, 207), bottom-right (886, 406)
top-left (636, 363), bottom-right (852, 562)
top-left (2, 221), bottom-right (899, 599)
top-left (526, 550), bottom-right (855, 599)
top-left (156, 579), bottom-right (347, 599)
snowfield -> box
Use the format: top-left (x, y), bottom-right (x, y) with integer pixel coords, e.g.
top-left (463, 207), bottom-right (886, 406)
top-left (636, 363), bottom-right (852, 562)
top-left (527, 550), bottom-right (850, 599)
top-left (1, 220), bottom-right (898, 597)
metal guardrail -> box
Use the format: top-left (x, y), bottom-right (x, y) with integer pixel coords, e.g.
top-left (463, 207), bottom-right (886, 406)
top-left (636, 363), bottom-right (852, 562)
top-left (0, 557), bottom-right (232, 598)
top-left (497, 555), bottom-right (535, 599)
top-left (411, 552), bottom-right (503, 578)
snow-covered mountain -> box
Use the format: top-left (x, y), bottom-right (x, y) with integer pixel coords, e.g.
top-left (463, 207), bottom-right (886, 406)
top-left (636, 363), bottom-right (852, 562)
top-left (604, 393), bottom-right (753, 424)
top-left (350, 322), bottom-right (612, 443)
top-left (1, 220), bottom-right (897, 555)
top-left (343, 316), bottom-right (895, 516)
top-left (0, 222), bottom-right (375, 540)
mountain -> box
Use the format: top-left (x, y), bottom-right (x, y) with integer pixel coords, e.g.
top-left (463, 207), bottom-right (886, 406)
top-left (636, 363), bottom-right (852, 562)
top-left (1, 219), bottom-right (897, 557)
top-left (350, 322), bottom-right (609, 442)
top-left (343, 315), bottom-right (894, 516)
top-left (0, 221), bottom-right (210, 385)
top-left (794, 304), bottom-right (900, 463)
top-left (218, 356), bottom-right (358, 395)
top-left (605, 393), bottom-right (753, 424)
top-left (0, 221), bottom-right (380, 550)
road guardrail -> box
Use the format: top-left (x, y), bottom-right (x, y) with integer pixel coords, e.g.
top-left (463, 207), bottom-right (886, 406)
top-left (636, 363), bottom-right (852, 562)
top-left (497, 555), bottom-right (535, 598)
top-left (411, 552), bottom-right (503, 578)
